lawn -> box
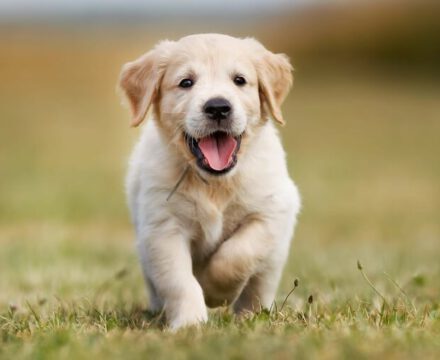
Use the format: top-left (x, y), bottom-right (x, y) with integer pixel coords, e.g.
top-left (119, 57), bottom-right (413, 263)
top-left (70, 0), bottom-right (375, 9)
top-left (0, 30), bottom-right (439, 359)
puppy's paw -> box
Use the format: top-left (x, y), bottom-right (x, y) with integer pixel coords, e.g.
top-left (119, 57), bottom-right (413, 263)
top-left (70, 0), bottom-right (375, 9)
top-left (197, 245), bottom-right (247, 308)
top-left (169, 307), bottom-right (208, 331)
top-left (166, 284), bottom-right (208, 331)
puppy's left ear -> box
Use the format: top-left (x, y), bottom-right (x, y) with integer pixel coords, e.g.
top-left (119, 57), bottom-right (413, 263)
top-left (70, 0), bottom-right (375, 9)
top-left (257, 51), bottom-right (293, 125)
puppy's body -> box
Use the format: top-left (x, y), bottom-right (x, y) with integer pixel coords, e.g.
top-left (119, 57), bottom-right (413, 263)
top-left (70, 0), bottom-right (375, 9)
top-left (121, 34), bottom-right (300, 330)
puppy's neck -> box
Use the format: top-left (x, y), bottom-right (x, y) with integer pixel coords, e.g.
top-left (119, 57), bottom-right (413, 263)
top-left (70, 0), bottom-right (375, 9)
top-left (176, 166), bottom-right (237, 207)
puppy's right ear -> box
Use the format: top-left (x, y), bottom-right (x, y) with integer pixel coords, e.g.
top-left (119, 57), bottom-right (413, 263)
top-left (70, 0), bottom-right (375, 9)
top-left (118, 41), bottom-right (173, 127)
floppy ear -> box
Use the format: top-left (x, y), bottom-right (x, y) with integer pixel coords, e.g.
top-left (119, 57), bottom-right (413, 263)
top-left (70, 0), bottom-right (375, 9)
top-left (257, 51), bottom-right (293, 125)
top-left (118, 41), bottom-right (172, 127)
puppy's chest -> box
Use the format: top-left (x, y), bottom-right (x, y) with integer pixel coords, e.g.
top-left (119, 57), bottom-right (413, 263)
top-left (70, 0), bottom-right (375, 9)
top-left (189, 197), bottom-right (247, 261)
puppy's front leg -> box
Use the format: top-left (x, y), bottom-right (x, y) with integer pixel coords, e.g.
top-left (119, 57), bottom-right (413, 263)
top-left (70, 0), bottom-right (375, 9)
top-left (142, 228), bottom-right (207, 330)
top-left (199, 217), bottom-right (274, 307)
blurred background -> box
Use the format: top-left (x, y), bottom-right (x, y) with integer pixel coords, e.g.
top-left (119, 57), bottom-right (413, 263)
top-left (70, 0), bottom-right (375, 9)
top-left (0, 0), bottom-right (439, 311)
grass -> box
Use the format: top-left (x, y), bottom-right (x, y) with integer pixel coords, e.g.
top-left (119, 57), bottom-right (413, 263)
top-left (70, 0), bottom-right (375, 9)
top-left (0, 29), bottom-right (439, 359)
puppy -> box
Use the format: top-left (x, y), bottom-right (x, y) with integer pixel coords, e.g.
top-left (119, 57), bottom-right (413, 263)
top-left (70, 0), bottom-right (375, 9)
top-left (119, 34), bottom-right (300, 330)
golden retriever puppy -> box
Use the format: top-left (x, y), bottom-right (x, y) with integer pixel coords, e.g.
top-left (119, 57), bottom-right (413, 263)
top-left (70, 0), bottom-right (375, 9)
top-left (119, 34), bottom-right (300, 330)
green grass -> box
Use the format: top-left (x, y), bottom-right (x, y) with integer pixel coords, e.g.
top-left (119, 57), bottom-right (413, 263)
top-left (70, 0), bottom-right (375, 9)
top-left (0, 31), bottom-right (439, 359)
top-left (2, 223), bottom-right (438, 359)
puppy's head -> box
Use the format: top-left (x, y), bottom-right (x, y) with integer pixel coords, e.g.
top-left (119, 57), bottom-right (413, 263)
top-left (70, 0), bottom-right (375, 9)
top-left (119, 34), bottom-right (292, 176)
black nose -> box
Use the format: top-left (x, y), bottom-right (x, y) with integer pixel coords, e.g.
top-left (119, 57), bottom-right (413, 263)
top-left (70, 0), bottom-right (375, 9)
top-left (203, 97), bottom-right (232, 121)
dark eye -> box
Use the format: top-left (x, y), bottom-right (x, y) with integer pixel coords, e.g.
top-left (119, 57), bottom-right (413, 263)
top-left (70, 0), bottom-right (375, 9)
top-left (233, 76), bottom-right (246, 86)
top-left (179, 78), bottom-right (194, 88)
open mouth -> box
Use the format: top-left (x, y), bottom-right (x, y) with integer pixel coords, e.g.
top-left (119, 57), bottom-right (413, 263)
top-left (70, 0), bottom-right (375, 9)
top-left (185, 131), bottom-right (242, 175)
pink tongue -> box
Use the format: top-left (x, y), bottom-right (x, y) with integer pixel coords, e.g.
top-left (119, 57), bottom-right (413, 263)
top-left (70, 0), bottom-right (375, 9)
top-left (198, 134), bottom-right (237, 171)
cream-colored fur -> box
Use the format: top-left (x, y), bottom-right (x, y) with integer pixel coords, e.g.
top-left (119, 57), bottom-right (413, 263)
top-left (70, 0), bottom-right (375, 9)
top-left (119, 34), bottom-right (300, 330)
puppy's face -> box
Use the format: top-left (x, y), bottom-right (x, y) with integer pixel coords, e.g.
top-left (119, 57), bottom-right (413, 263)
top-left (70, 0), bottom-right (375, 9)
top-left (119, 34), bottom-right (292, 176)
